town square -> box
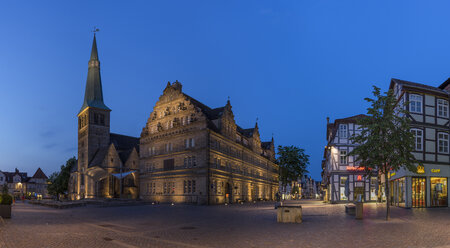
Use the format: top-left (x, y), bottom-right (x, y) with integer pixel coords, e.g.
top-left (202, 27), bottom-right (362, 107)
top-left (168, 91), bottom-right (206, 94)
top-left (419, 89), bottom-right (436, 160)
top-left (0, 1), bottom-right (449, 248)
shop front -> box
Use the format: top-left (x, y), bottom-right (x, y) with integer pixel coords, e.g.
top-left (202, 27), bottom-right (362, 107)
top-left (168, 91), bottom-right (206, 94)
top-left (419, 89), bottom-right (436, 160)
top-left (330, 167), bottom-right (378, 203)
top-left (389, 164), bottom-right (449, 208)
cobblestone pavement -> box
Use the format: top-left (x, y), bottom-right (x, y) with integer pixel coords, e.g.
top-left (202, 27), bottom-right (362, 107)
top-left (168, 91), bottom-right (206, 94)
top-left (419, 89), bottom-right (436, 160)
top-left (0, 200), bottom-right (449, 248)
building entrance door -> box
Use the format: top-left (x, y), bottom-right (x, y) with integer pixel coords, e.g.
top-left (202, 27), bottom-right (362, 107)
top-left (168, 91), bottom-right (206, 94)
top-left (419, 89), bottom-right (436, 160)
top-left (412, 177), bottom-right (426, 208)
top-left (225, 183), bottom-right (232, 204)
top-left (354, 186), bottom-right (364, 202)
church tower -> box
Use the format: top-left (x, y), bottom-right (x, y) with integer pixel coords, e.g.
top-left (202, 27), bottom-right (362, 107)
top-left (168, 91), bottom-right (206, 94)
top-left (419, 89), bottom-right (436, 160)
top-left (77, 34), bottom-right (111, 197)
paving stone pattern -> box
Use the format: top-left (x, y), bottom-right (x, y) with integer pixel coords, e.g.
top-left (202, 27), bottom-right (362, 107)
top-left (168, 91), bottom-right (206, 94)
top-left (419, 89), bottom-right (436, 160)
top-left (0, 200), bottom-right (449, 248)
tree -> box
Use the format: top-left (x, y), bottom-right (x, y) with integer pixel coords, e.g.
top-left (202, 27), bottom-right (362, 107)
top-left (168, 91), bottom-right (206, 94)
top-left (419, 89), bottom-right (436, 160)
top-left (349, 86), bottom-right (417, 220)
top-left (276, 145), bottom-right (309, 191)
top-left (1, 184), bottom-right (8, 194)
top-left (47, 157), bottom-right (76, 201)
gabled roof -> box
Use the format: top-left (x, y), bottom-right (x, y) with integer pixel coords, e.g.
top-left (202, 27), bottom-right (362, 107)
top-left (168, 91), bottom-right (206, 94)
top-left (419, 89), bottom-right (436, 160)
top-left (110, 133), bottom-right (139, 151)
top-left (390, 78), bottom-right (448, 95)
top-left (183, 93), bottom-right (225, 120)
top-left (327, 114), bottom-right (367, 142)
top-left (333, 114), bottom-right (367, 124)
top-left (88, 146), bottom-right (109, 168)
top-left (88, 133), bottom-right (139, 168)
top-left (261, 141), bottom-right (272, 149)
top-left (1, 171), bottom-right (28, 183)
top-left (32, 168), bottom-right (48, 179)
top-left (438, 78), bottom-right (450, 90)
top-left (238, 127), bottom-right (255, 138)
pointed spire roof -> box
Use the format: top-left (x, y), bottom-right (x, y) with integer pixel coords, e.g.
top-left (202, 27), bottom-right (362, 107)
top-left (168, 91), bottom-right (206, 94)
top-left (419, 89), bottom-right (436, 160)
top-left (90, 34), bottom-right (99, 60)
top-left (79, 34), bottom-right (110, 113)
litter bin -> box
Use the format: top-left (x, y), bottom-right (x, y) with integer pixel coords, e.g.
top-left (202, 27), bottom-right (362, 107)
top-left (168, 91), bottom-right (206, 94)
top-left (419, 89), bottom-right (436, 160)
top-left (355, 194), bottom-right (363, 220)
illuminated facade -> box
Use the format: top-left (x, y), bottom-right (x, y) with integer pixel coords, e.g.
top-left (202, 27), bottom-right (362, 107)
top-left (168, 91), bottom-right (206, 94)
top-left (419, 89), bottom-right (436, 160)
top-left (322, 115), bottom-right (379, 203)
top-left (0, 168), bottom-right (48, 199)
top-left (389, 78), bottom-right (449, 208)
top-left (68, 36), bottom-right (278, 204)
top-left (140, 82), bottom-right (279, 204)
top-left (68, 35), bottom-right (140, 200)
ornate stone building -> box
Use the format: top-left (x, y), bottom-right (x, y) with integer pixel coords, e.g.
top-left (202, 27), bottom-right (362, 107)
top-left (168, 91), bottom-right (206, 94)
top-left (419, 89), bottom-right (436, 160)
top-left (69, 35), bottom-right (140, 200)
top-left (69, 36), bottom-right (278, 204)
top-left (140, 82), bottom-right (279, 204)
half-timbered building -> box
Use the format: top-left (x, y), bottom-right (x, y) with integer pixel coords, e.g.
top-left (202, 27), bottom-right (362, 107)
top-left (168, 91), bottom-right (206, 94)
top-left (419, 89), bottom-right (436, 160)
top-left (322, 115), bottom-right (379, 203)
top-left (389, 78), bottom-right (449, 208)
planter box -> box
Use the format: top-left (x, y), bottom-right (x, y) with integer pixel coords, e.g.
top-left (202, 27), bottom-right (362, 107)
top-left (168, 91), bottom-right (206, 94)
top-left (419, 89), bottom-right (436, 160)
top-left (0, 205), bottom-right (11, 218)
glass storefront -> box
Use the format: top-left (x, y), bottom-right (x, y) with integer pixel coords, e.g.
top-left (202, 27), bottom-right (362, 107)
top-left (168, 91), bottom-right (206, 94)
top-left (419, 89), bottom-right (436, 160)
top-left (340, 176), bottom-right (348, 201)
top-left (397, 178), bottom-right (406, 207)
top-left (412, 177), bottom-right (426, 208)
top-left (370, 177), bottom-right (377, 201)
top-left (430, 177), bottom-right (448, 207)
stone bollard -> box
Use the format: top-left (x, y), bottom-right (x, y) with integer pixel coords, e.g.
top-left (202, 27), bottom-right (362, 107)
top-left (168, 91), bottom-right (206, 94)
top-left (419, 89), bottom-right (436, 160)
top-left (277, 205), bottom-right (302, 223)
top-left (355, 202), bottom-right (363, 219)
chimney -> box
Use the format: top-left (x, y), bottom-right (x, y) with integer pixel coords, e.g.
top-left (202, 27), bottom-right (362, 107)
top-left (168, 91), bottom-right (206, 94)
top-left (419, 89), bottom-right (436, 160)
top-left (326, 117), bottom-right (330, 125)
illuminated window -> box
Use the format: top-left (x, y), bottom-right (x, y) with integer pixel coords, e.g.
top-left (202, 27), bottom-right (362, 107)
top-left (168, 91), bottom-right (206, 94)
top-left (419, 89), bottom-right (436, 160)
top-left (411, 129), bottom-right (423, 151)
top-left (339, 124), bottom-right (348, 138)
top-left (409, 94), bottom-right (423, 113)
top-left (438, 132), bottom-right (449, 153)
top-left (340, 150), bottom-right (347, 164)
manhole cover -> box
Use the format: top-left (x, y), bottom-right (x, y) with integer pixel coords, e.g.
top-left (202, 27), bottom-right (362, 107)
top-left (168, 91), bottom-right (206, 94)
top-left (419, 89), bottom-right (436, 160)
top-left (103, 237), bottom-right (113, 241)
top-left (180, 226), bottom-right (196, 230)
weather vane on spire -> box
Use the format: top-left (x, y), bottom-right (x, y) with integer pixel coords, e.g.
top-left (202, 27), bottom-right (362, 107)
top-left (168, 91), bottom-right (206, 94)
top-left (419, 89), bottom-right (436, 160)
top-left (92, 27), bottom-right (100, 35)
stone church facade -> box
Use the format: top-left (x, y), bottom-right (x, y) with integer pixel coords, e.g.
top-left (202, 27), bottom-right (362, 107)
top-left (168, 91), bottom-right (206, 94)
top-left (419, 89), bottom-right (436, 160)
top-left (69, 35), bottom-right (140, 200)
top-left (69, 36), bottom-right (278, 204)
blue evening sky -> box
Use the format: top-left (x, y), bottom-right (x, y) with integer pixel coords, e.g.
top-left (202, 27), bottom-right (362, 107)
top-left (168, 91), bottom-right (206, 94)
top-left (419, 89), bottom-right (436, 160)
top-left (1, 1), bottom-right (450, 180)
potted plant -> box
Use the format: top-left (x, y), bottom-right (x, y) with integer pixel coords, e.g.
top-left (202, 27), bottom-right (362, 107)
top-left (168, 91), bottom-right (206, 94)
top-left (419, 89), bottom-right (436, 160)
top-left (0, 185), bottom-right (12, 218)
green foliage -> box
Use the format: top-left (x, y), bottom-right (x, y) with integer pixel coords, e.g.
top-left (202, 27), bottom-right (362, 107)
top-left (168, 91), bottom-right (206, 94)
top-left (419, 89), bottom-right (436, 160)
top-left (276, 145), bottom-right (309, 187)
top-left (0, 194), bottom-right (13, 205)
top-left (1, 184), bottom-right (8, 194)
top-left (47, 157), bottom-right (76, 200)
top-left (349, 86), bottom-right (417, 220)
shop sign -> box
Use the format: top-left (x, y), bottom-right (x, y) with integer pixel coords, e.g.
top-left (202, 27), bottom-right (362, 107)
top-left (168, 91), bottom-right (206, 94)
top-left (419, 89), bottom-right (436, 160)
top-left (431, 169), bottom-right (440, 173)
top-left (346, 166), bottom-right (365, 171)
top-left (416, 165), bottom-right (425, 174)
top-left (390, 172), bottom-right (396, 178)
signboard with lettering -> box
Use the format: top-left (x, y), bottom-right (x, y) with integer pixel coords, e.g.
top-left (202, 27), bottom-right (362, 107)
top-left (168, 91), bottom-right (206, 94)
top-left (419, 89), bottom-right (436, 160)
top-left (416, 165), bottom-right (425, 174)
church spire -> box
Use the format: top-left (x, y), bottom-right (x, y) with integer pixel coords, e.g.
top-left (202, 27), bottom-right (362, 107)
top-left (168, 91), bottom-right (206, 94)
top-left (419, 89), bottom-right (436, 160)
top-left (79, 34), bottom-right (110, 113)
top-left (90, 34), bottom-right (99, 60)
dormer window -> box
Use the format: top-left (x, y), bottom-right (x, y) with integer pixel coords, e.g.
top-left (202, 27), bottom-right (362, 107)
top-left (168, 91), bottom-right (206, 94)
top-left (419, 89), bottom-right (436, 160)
top-left (409, 94), bottom-right (423, 113)
top-left (339, 124), bottom-right (347, 138)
